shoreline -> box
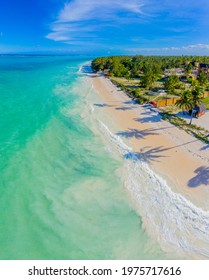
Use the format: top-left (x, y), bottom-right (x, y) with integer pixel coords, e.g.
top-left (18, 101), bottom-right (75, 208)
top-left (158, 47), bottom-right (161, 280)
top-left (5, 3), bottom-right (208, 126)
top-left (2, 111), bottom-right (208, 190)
top-left (89, 74), bottom-right (209, 211)
top-left (87, 73), bottom-right (209, 259)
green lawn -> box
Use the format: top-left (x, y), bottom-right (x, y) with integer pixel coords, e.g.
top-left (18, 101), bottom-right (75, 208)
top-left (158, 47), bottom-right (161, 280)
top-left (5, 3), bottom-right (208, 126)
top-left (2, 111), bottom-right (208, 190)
top-left (202, 96), bottom-right (209, 110)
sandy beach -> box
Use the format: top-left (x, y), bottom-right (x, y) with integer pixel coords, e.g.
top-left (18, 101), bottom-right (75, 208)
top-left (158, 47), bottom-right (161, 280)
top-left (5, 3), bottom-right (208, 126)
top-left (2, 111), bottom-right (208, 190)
top-left (90, 74), bottom-right (209, 211)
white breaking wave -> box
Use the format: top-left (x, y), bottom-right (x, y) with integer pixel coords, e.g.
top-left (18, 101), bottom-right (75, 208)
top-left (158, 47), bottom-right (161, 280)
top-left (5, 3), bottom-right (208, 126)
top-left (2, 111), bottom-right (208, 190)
top-left (77, 62), bottom-right (93, 75)
top-left (99, 121), bottom-right (209, 259)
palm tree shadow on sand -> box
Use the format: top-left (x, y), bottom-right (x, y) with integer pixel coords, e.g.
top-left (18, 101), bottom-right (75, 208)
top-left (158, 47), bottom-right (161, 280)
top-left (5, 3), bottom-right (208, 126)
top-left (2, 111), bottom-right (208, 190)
top-left (123, 139), bottom-right (199, 164)
top-left (134, 114), bottom-right (162, 123)
top-left (188, 166), bottom-right (209, 188)
top-left (116, 128), bottom-right (159, 139)
top-left (94, 103), bottom-right (115, 107)
top-left (123, 100), bottom-right (137, 105)
top-left (200, 144), bottom-right (209, 151)
top-left (124, 146), bottom-right (168, 163)
top-left (116, 106), bottom-right (137, 111)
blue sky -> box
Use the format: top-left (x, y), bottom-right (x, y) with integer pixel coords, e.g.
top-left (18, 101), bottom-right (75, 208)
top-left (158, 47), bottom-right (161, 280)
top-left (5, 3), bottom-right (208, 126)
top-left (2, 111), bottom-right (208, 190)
top-left (1, 0), bottom-right (209, 55)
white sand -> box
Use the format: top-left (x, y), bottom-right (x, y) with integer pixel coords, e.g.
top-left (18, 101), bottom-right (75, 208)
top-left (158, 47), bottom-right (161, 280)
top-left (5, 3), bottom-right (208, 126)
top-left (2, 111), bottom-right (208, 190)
top-left (90, 74), bottom-right (209, 211)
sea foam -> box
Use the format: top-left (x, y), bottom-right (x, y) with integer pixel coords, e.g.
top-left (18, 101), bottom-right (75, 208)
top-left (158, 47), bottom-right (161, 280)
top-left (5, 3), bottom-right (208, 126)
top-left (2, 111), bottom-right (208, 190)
top-left (98, 120), bottom-right (209, 259)
top-left (80, 63), bottom-right (209, 259)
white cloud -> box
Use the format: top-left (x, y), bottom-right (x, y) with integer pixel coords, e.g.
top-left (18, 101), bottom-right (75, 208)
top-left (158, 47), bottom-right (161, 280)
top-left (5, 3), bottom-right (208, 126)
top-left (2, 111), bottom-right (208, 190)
top-left (46, 0), bottom-right (209, 51)
top-left (46, 0), bottom-right (145, 43)
top-left (46, 22), bottom-right (99, 42)
top-left (58, 0), bottom-right (144, 22)
top-left (126, 44), bottom-right (209, 54)
top-left (46, 33), bottom-right (72, 41)
top-left (182, 44), bottom-right (209, 50)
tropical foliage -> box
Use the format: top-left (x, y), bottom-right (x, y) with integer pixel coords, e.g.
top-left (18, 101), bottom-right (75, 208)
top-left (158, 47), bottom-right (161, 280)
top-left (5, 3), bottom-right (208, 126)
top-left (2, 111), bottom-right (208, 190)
top-left (92, 55), bottom-right (209, 78)
top-left (140, 69), bottom-right (158, 89)
top-left (192, 86), bottom-right (203, 104)
top-left (164, 74), bottom-right (180, 94)
top-left (175, 90), bottom-right (193, 113)
top-left (92, 55), bottom-right (209, 119)
top-left (92, 55), bottom-right (209, 135)
top-left (197, 72), bottom-right (208, 87)
top-left (175, 86), bottom-right (203, 124)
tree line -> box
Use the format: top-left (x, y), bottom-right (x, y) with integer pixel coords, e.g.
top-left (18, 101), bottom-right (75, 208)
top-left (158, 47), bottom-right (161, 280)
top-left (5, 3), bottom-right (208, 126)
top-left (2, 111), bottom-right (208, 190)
top-left (91, 55), bottom-right (209, 123)
top-left (91, 55), bottom-right (209, 78)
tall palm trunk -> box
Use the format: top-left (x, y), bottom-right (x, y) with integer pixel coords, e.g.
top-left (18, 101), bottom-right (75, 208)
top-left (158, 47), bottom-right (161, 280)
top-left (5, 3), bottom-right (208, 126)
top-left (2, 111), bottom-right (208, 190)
top-left (189, 115), bottom-right (193, 124)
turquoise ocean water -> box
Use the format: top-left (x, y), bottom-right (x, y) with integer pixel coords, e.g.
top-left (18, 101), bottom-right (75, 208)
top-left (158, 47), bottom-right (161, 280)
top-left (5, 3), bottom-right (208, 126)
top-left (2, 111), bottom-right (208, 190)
top-left (2, 55), bottom-right (209, 260)
top-left (0, 55), bottom-right (168, 260)
top-left (6, 55), bottom-right (209, 260)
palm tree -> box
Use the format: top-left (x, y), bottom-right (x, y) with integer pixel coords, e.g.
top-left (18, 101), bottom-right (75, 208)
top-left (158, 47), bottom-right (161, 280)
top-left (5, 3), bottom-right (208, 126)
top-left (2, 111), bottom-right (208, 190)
top-left (140, 69), bottom-right (156, 89)
top-left (191, 86), bottom-right (203, 106)
top-left (175, 90), bottom-right (193, 114)
top-left (175, 88), bottom-right (203, 124)
top-left (197, 72), bottom-right (208, 88)
top-left (184, 63), bottom-right (193, 76)
top-left (164, 74), bottom-right (179, 94)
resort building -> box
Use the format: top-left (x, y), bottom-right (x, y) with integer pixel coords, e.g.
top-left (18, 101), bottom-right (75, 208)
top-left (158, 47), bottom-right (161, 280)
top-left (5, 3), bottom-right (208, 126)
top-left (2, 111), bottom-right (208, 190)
top-left (191, 62), bottom-right (209, 76)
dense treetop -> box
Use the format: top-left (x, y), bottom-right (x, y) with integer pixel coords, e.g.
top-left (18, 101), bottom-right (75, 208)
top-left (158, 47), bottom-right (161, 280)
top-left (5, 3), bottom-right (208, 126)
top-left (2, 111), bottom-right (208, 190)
top-left (91, 55), bottom-right (209, 78)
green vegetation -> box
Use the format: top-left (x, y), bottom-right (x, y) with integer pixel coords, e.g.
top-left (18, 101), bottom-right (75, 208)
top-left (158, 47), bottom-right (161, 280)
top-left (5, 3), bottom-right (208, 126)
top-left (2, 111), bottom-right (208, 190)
top-left (93, 55), bottom-right (207, 71)
top-left (192, 86), bottom-right (203, 105)
top-left (140, 68), bottom-right (160, 89)
top-left (92, 55), bottom-right (209, 79)
top-left (202, 96), bottom-right (209, 109)
top-left (164, 74), bottom-right (181, 94)
top-left (184, 63), bottom-right (193, 75)
top-left (197, 72), bottom-right (208, 87)
top-left (92, 55), bottom-right (209, 101)
top-left (175, 86), bottom-right (204, 124)
top-left (91, 55), bottom-right (209, 143)
top-left (175, 90), bottom-right (193, 113)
